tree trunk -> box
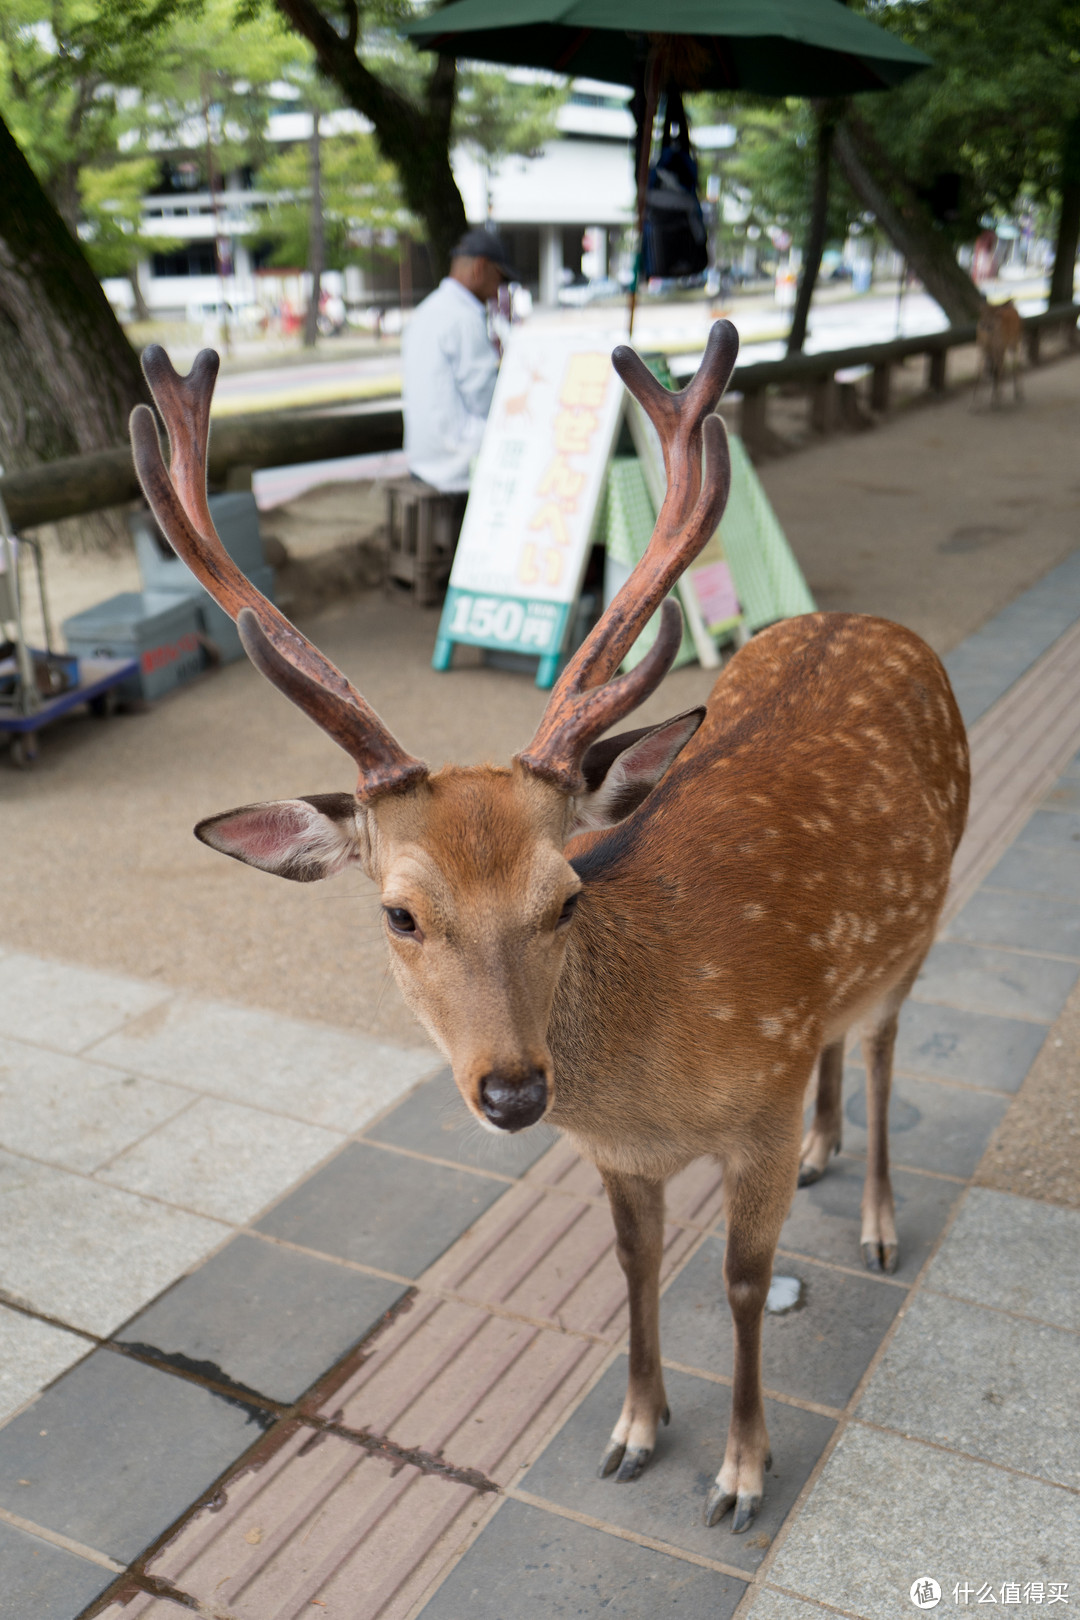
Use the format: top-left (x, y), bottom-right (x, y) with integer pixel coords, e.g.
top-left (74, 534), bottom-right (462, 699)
top-left (273, 0), bottom-right (467, 279)
top-left (0, 113), bottom-right (149, 547)
top-left (834, 114), bottom-right (983, 325)
top-left (1049, 112), bottom-right (1080, 307)
top-left (128, 265), bottom-right (152, 324)
top-left (304, 111), bottom-right (324, 349)
top-left (788, 102), bottom-right (837, 356)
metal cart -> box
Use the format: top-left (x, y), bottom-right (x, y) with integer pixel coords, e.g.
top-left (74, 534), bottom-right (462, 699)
top-left (0, 482), bottom-right (137, 767)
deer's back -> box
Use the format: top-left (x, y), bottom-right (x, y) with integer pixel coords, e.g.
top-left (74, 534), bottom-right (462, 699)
top-left (550, 614), bottom-right (970, 1169)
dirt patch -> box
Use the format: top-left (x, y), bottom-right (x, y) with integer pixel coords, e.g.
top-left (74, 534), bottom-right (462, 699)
top-left (975, 981), bottom-right (1080, 1210)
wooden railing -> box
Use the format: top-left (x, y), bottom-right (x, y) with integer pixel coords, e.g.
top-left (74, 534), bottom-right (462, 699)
top-left (2, 304), bottom-right (1076, 529)
top-left (704, 302), bottom-right (1079, 458)
top-left (1, 401), bottom-right (402, 531)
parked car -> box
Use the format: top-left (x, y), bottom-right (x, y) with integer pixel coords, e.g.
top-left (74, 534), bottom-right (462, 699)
top-left (557, 275), bottom-right (622, 307)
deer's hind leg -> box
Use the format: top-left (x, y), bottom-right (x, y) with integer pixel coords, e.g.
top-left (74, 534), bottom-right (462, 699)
top-left (860, 996), bottom-right (905, 1274)
top-left (598, 1169), bottom-right (668, 1483)
top-left (798, 1038), bottom-right (845, 1185)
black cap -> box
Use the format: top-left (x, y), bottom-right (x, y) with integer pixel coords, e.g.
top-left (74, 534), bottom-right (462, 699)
top-left (451, 227), bottom-right (518, 281)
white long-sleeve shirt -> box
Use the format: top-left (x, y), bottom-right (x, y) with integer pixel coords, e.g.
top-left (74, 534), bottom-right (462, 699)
top-left (401, 277), bottom-right (499, 492)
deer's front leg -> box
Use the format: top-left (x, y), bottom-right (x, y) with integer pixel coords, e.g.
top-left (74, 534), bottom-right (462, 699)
top-left (598, 1169), bottom-right (668, 1483)
top-left (706, 1139), bottom-right (798, 1533)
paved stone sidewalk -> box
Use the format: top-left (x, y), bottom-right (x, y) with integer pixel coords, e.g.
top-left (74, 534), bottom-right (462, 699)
top-left (2, 560), bottom-right (1080, 1618)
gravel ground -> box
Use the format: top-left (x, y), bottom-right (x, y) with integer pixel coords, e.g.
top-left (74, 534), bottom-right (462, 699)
top-left (976, 979), bottom-right (1080, 1210)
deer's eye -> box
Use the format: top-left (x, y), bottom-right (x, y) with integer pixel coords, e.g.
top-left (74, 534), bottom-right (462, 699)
top-left (557, 894), bottom-right (580, 928)
top-left (385, 906), bottom-right (418, 935)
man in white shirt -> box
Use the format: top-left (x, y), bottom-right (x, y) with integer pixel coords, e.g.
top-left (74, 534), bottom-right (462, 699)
top-left (401, 228), bottom-right (515, 493)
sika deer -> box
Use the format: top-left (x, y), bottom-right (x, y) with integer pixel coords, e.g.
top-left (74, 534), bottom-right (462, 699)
top-left (129, 322), bottom-right (969, 1534)
top-left (973, 299), bottom-right (1023, 407)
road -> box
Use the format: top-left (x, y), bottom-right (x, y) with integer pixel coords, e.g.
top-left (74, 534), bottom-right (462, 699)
top-left (220, 272), bottom-right (1051, 506)
top-left (217, 273), bottom-right (1050, 411)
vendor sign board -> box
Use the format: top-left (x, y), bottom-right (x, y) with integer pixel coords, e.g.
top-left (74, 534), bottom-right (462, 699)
top-left (433, 327), bottom-right (625, 688)
top-left (626, 397), bottom-right (741, 669)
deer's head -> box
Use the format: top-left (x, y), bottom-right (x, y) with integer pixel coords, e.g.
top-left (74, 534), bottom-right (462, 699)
top-left (130, 325), bottom-right (737, 1133)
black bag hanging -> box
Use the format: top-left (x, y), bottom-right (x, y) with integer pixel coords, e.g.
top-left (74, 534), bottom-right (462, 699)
top-left (641, 90), bottom-right (709, 282)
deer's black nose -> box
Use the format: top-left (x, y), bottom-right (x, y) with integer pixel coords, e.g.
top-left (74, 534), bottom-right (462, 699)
top-left (479, 1068), bottom-right (549, 1132)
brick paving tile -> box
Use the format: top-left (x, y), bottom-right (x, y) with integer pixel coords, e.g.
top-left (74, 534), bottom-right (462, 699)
top-left (114, 1233), bottom-right (408, 1406)
top-left (144, 1420), bottom-right (483, 1620)
top-left (663, 1234), bottom-right (904, 1409)
top-left (418, 1496), bottom-right (746, 1620)
top-left (527, 1140), bottom-right (724, 1230)
top-left (836, 1065), bottom-right (1009, 1179)
top-left (318, 1293), bottom-right (608, 1487)
top-left (366, 1067), bottom-right (557, 1175)
top-left (254, 1141), bottom-right (508, 1280)
top-left (96, 1598), bottom-right (193, 1619)
top-left (0, 1348), bottom-right (267, 1567)
top-left (518, 1360), bottom-right (836, 1574)
top-left (0, 1518), bottom-right (115, 1620)
top-left (418, 1178), bottom-right (707, 1340)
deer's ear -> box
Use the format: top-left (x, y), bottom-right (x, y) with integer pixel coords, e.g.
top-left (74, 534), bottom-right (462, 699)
top-left (195, 793), bottom-right (362, 882)
top-left (569, 708), bottom-right (706, 835)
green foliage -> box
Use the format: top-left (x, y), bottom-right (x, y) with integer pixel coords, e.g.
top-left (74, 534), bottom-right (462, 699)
top-left (861, 0), bottom-right (1080, 231)
top-left (719, 101), bottom-right (859, 245)
top-left (0, 0), bottom-right (197, 222)
top-left (126, 0), bottom-right (307, 179)
top-left (258, 124), bottom-right (403, 268)
top-left (78, 156), bottom-right (180, 277)
top-left (453, 68), bottom-right (564, 163)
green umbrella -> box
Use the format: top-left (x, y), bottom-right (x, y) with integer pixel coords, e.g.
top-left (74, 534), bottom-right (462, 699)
top-left (404, 0), bottom-right (930, 97)
top-left (406, 0), bottom-right (929, 332)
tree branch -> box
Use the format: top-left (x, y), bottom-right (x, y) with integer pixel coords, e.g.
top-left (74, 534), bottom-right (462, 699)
top-left (273, 0), bottom-right (414, 133)
top-left (835, 113), bottom-right (984, 325)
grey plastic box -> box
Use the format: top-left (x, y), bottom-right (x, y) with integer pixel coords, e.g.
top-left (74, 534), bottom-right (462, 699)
top-left (131, 492), bottom-right (265, 587)
top-left (129, 493), bottom-right (274, 664)
top-left (62, 592), bottom-right (206, 702)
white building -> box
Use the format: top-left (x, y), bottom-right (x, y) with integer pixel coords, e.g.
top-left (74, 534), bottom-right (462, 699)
top-left (108, 82), bottom-right (639, 319)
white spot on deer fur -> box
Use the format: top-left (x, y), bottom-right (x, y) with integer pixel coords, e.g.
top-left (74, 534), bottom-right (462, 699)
top-left (743, 903), bottom-right (766, 920)
top-left (760, 1016), bottom-right (784, 1039)
top-left (712, 1005), bottom-right (735, 1021)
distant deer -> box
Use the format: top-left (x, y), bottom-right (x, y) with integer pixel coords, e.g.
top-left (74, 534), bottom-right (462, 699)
top-left (973, 299), bottom-right (1023, 407)
top-left (130, 323), bottom-right (969, 1536)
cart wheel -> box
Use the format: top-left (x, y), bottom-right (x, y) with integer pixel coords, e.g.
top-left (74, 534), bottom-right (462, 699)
top-left (90, 692), bottom-right (116, 719)
top-left (9, 735), bottom-right (37, 769)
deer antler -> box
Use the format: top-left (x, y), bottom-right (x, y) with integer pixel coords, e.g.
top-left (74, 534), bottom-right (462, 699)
top-left (129, 346), bottom-right (427, 800)
top-left (518, 319), bottom-right (738, 793)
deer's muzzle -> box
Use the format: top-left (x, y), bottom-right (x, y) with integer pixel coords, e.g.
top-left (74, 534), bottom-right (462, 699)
top-left (478, 1066), bottom-right (549, 1132)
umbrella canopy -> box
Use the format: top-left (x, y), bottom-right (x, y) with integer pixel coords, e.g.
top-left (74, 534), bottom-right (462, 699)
top-left (404, 0), bottom-right (930, 97)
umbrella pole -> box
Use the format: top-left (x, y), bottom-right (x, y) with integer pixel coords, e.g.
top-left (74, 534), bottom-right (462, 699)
top-left (628, 52), bottom-right (661, 340)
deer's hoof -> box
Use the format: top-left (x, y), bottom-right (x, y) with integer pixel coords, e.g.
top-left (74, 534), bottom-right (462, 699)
top-left (797, 1161), bottom-right (823, 1187)
top-left (615, 1445), bottom-right (652, 1483)
top-left (861, 1239), bottom-right (899, 1274)
top-left (704, 1483), bottom-right (736, 1527)
top-left (731, 1493), bottom-right (763, 1535)
top-left (598, 1439), bottom-right (625, 1478)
